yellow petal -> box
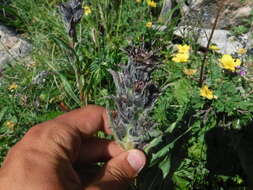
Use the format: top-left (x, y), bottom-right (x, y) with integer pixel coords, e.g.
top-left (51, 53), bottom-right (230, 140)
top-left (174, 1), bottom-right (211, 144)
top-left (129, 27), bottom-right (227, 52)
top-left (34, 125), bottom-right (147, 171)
top-left (84, 6), bottom-right (92, 15)
top-left (172, 53), bottom-right (189, 63)
top-left (237, 48), bottom-right (247, 55)
top-left (183, 68), bottom-right (197, 76)
top-left (147, 0), bottom-right (157, 7)
top-left (200, 85), bottom-right (215, 100)
top-left (234, 59), bottom-right (241, 67)
top-left (219, 54), bottom-right (240, 72)
top-left (6, 121), bottom-right (16, 128)
top-left (209, 45), bottom-right (220, 51)
top-left (177, 44), bottom-right (190, 54)
top-left (8, 83), bottom-right (18, 90)
top-left (146, 21), bottom-right (153, 28)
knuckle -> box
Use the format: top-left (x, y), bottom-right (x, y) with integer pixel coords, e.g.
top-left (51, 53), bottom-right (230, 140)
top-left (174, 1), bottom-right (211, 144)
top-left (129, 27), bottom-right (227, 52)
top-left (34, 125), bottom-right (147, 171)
top-left (15, 120), bottom-right (82, 161)
top-left (25, 125), bottom-right (45, 139)
top-left (24, 122), bottom-right (68, 149)
top-left (30, 121), bottom-right (81, 160)
top-left (25, 121), bottom-right (72, 144)
top-left (24, 122), bottom-right (56, 143)
top-left (106, 163), bottom-right (132, 183)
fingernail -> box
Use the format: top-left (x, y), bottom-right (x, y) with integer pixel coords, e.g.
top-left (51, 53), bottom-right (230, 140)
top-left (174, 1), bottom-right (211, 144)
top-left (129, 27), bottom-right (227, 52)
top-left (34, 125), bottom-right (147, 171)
top-left (127, 150), bottom-right (146, 173)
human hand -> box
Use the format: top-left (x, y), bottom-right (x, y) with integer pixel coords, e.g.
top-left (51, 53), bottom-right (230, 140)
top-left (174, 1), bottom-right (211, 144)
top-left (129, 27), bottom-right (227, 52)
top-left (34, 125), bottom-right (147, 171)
top-left (0, 105), bottom-right (146, 190)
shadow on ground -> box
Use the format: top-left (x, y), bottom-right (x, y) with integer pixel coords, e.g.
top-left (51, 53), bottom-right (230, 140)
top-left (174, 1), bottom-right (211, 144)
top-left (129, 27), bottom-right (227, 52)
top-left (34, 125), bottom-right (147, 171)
top-left (136, 118), bottom-right (253, 190)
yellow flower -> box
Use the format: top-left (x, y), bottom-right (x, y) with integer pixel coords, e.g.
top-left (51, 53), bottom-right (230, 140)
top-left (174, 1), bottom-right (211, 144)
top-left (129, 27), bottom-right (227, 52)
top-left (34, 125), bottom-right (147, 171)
top-left (8, 83), bottom-right (18, 91)
top-left (237, 48), bottom-right (247, 55)
top-left (176, 44), bottom-right (190, 54)
top-left (172, 53), bottom-right (189, 63)
top-left (146, 21), bottom-right (152, 28)
top-left (6, 121), bottom-right (15, 129)
top-left (136, 0), bottom-right (141, 2)
top-left (84, 6), bottom-right (91, 16)
top-left (183, 68), bottom-right (197, 76)
top-left (219, 54), bottom-right (241, 71)
top-left (200, 85), bottom-right (217, 100)
top-left (147, 0), bottom-right (157, 7)
top-left (209, 45), bottom-right (220, 51)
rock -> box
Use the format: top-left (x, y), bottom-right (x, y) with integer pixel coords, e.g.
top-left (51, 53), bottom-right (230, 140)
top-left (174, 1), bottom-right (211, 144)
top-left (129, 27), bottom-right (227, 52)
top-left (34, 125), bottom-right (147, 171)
top-left (157, 0), bottom-right (253, 54)
top-left (159, 0), bottom-right (189, 23)
top-left (181, 0), bottom-right (253, 29)
top-left (173, 26), bottom-right (253, 55)
top-left (0, 25), bottom-right (32, 67)
top-left (159, 0), bottom-right (172, 23)
top-left (32, 71), bottom-right (51, 85)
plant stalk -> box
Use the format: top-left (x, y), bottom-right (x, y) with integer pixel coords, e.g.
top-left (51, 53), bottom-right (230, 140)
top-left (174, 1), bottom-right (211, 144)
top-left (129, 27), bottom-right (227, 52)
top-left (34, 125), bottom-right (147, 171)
top-left (198, 2), bottom-right (225, 87)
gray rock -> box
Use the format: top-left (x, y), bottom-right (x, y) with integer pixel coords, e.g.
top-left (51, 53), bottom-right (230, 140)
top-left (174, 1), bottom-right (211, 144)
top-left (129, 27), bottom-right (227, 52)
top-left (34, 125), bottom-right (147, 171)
top-left (32, 71), bottom-right (51, 85)
top-left (158, 0), bottom-right (253, 29)
top-left (0, 25), bottom-right (32, 67)
top-left (181, 0), bottom-right (253, 29)
top-left (157, 0), bottom-right (253, 54)
top-left (159, 0), bottom-right (189, 23)
top-left (174, 26), bottom-right (253, 54)
top-left (159, 0), bottom-right (172, 23)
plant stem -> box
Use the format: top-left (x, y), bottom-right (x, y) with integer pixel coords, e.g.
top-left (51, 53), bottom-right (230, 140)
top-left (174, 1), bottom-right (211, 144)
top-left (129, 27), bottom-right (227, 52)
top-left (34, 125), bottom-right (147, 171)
top-left (198, 3), bottom-right (224, 87)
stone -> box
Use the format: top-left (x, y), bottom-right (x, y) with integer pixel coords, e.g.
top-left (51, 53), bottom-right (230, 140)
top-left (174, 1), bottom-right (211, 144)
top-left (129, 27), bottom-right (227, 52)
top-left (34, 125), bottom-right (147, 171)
top-left (181, 0), bottom-right (253, 29)
top-left (159, 0), bottom-right (172, 23)
top-left (174, 26), bottom-right (253, 54)
top-left (0, 25), bottom-right (32, 67)
top-left (157, 0), bottom-right (253, 54)
top-left (32, 71), bottom-right (51, 85)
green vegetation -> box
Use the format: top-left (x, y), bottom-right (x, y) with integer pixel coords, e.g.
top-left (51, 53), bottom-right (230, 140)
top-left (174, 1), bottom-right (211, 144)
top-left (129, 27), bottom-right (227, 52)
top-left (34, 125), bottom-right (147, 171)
top-left (231, 9), bottom-right (253, 36)
top-left (0, 0), bottom-right (253, 189)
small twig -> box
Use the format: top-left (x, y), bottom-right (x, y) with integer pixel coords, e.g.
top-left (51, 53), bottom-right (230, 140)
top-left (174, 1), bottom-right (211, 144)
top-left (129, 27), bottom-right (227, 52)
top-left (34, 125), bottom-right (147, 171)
top-left (198, 2), bottom-right (225, 87)
top-left (248, 90), bottom-right (253, 95)
top-left (237, 109), bottom-right (250, 114)
top-left (203, 107), bottom-right (213, 124)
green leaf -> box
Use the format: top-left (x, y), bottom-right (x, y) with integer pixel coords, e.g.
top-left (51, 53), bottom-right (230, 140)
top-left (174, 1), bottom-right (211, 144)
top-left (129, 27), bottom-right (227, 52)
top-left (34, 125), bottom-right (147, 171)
top-left (0, 5), bottom-right (24, 28)
top-left (51, 36), bottom-right (77, 57)
top-left (59, 74), bottom-right (80, 105)
top-left (174, 79), bottom-right (191, 105)
top-left (165, 122), bottom-right (177, 133)
top-left (173, 174), bottom-right (190, 189)
top-left (158, 155), bottom-right (171, 178)
top-left (150, 125), bottom-right (193, 165)
top-left (37, 111), bottom-right (63, 122)
top-left (0, 107), bottom-right (8, 123)
top-left (150, 141), bottom-right (175, 165)
top-left (144, 136), bottom-right (163, 153)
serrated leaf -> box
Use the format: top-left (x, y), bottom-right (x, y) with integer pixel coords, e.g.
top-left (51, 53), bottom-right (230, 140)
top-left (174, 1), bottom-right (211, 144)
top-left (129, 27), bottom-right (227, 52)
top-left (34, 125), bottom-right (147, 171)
top-left (173, 174), bottom-right (190, 189)
top-left (174, 79), bottom-right (191, 105)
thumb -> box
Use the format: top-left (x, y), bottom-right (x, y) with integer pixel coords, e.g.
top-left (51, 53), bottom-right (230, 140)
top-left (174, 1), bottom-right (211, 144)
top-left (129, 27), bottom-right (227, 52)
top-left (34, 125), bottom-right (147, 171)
top-left (86, 149), bottom-right (146, 190)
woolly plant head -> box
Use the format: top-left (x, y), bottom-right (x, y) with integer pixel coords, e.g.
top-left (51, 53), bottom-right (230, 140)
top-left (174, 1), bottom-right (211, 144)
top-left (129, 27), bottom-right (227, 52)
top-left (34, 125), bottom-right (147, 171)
top-left (108, 46), bottom-right (161, 151)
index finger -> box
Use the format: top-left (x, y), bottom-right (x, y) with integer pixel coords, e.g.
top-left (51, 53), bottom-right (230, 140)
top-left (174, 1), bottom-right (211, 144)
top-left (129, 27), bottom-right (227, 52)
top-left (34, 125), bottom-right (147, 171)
top-left (53, 105), bottom-right (112, 135)
top-left (2, 105), bottom-right (114, 166)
